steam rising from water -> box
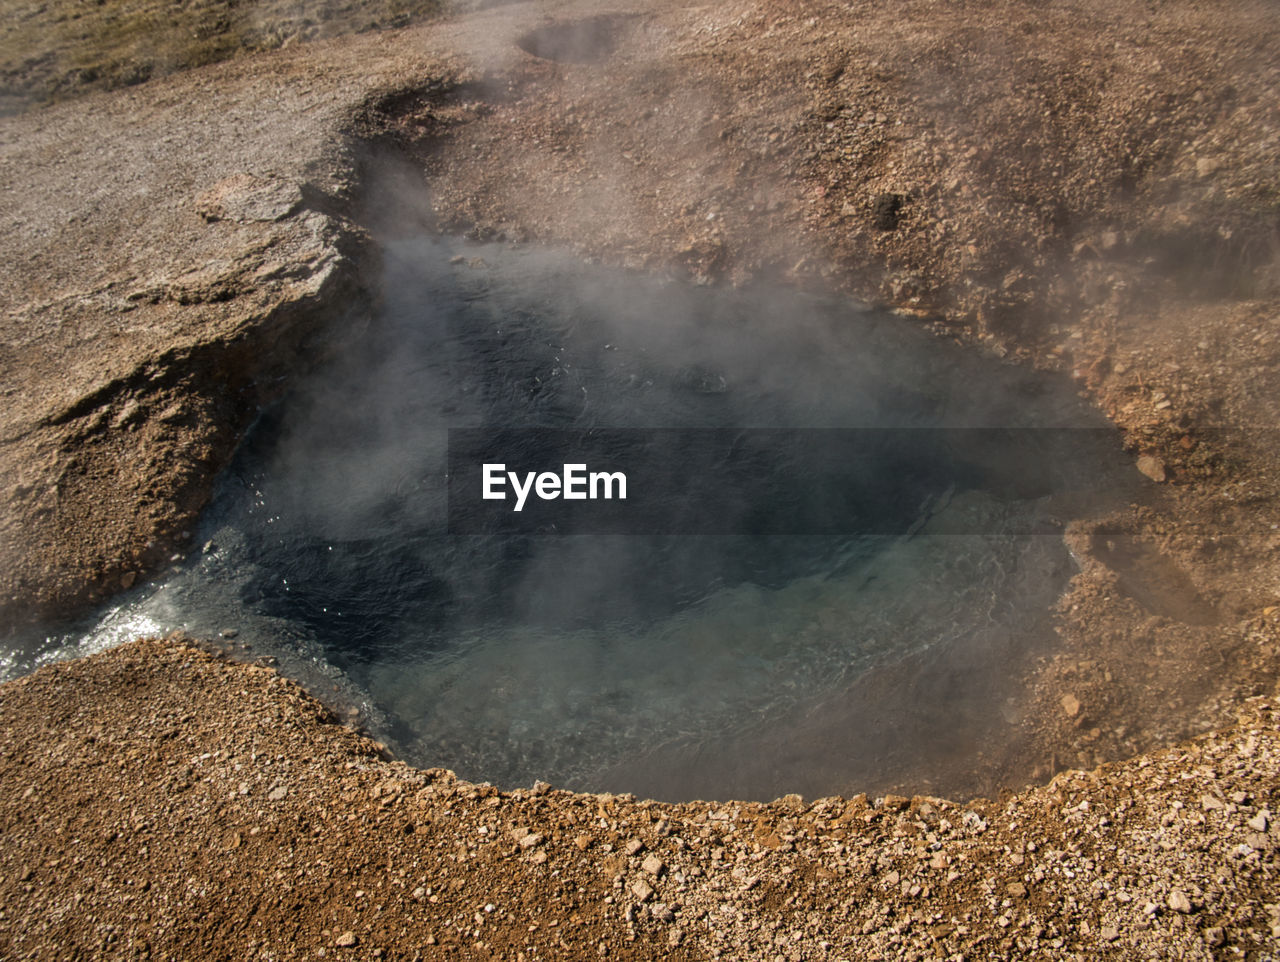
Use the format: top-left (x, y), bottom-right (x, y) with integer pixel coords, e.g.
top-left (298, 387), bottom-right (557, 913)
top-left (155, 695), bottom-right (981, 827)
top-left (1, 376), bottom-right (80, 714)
top-left (2, 238), bottom-right (1140, 799)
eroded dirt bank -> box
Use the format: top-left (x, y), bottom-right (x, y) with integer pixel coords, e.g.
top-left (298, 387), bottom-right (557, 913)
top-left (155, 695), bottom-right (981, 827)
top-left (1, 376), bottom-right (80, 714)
top-left (2, 0), bottom-right (1280, 955)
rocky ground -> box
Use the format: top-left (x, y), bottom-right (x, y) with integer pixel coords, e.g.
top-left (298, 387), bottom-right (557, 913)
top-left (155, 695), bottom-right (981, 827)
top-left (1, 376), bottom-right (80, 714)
top-left (2, 0), bottom-right (1280, 956)
top-left (2, 637), bottom-right (1280, 960)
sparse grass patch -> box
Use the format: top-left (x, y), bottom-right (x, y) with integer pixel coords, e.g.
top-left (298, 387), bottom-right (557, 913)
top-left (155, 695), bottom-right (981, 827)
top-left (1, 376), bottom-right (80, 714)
top-left (0, 0), bottom-right (444, 114)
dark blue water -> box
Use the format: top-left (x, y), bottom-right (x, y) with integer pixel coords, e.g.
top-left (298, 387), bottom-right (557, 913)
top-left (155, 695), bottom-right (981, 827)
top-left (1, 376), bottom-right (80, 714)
top-left (3, 239), bottom-right (1142, 798)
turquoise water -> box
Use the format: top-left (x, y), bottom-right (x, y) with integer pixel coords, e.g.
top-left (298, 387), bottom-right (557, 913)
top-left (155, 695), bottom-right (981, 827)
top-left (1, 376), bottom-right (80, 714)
top-left (2, 240), bottom-right (1140, 799)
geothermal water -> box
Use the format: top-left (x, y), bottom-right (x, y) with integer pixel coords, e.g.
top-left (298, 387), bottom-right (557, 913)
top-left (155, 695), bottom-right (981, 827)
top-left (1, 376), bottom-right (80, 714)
top-left (2, 239), bottom-right (1142, 799)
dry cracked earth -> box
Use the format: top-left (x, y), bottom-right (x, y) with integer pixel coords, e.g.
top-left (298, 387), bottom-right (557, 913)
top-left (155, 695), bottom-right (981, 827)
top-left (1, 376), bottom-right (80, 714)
top-left (2, 0), bottom-right (1280, 958)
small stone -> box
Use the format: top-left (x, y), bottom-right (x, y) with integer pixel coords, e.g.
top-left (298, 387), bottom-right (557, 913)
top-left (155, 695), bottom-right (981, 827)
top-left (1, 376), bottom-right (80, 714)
top-left (1168, 890), bottom-right (1193, 914)
top-left (196, 173), bottom-right (302, 223)
top-left (1203, 926), bottom-right (1225, 947)
top-left (1196, 156), bottom-right (1220, 177)
top-left (120, 571), bottom-right (137, 590)
top-left (624, 838), bottom-right (645, 856)
top-left (630, 879), bottom-right (654, 903)
top-left (335, 931), bottom-right (357, 948)
top-left (519, 833), bottom-right (544, 849)
top-left (202, 540), bottom-right (217, 554)
top-left (1136, 455), bottom-right (1167, 483)
top-left (1060, 693), bottom-right (1081, 717)
top-left (220, 628), bottom-right (239, 639)
top-left (1201, 794), bottom-right (1224, 811)
top-left (1247, 810), bottom-right (1269, 832)
top-left (1007, 882), bottom-right (1027, 898)
top-left (1100, 925), bottom-right (1119, 942)
top-left (112, 399), bottom-right (143, 429)
top-left (650, 902), bottom-right (675, 923)
top-left (267, 785), bottom-right (288, 802)
top-left (642, 855), bottom-right (665, 877)
top-left (574, 835), bottom-right (592, 851)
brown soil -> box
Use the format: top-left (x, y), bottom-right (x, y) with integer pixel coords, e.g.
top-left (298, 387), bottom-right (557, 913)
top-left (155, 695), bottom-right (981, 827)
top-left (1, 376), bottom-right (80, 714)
top-left (4, 636), bottom-right (1280, 960)
top-left (2, 0), bottom-right (1280, 956)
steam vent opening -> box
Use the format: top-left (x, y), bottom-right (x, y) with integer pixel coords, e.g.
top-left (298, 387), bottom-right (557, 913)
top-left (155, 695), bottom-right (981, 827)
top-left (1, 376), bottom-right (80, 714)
top-left (516, 15), bottom-right (632, 64)
top-left (9, 239), bottom-right (1147, 803)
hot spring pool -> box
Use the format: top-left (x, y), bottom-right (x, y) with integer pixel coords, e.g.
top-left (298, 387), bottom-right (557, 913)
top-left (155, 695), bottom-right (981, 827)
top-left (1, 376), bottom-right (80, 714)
top-left (2, 239), bottom-right (1143, 800)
